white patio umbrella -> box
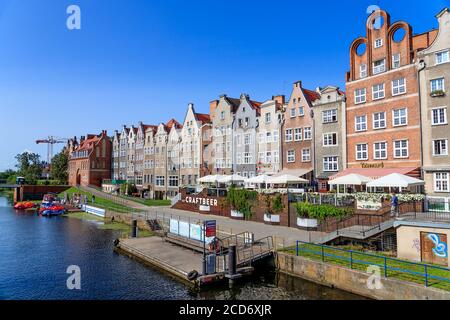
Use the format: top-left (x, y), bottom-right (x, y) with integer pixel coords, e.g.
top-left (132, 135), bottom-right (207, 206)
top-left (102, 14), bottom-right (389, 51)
top-left (245, 175), bottom-right (270, 184)
top-left (217, 174), bottom-right (246, 184)
top-left (198, 175), bottom-right (224, 183)
top-left (328, 173), bottom-right (372, 185)
top-left (366, 173), bottom-right (424, 189)
top-left (266, 174), bottom-right (309, 184)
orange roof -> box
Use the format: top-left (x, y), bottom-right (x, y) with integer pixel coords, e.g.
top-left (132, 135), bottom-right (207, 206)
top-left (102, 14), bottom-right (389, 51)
top-left (77, 136), bottom-right (101, 152)
top-left (195, 113), bottom-right (211, 123)
top-left (303, 88), bottom-right (321, 102)
top-left (166, 118), bottom-right (183, 130)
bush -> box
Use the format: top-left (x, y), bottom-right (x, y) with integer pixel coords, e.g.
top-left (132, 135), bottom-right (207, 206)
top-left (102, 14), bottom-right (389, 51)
top-left (295, 202), bottom-right (350, 221)
top-left (226, 186), bottom-right (258, 219)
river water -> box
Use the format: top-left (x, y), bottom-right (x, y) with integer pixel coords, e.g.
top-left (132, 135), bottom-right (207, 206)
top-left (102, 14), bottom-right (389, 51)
top-left (0, 196), bottom-right (363, 300)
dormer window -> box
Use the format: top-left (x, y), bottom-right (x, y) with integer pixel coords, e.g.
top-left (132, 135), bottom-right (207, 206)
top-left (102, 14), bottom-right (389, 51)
top-left (374, 38), bottom-right (383, 48)
top-left (373, 59), bottom-right (385, 74)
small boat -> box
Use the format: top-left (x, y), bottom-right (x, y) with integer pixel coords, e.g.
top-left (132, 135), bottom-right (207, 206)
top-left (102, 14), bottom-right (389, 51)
top-left (39, 194), bottom-right (66, 217)
top-left (14, 202), bottom-right (36, 210)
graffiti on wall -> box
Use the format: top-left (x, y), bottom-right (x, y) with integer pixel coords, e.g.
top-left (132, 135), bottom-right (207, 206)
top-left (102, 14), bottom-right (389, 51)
top-left (412, 238), bottom-right (421, 253)
top-left (428, 234), bottom-right (448, 258)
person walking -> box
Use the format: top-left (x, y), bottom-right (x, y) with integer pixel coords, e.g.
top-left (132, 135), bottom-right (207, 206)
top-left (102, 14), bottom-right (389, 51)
top-left (391, 192), bottom-right (399, 218)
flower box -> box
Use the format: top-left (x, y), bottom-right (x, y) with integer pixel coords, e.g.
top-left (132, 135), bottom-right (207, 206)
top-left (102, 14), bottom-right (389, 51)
top-left (297, 218), bottom-right (318, 228)
top-left (430, 90), bottom-right (445, 97)
top-left (230, 210), bottom-right (244, 219)
top-left (264, 213), bottom-right (280, 223)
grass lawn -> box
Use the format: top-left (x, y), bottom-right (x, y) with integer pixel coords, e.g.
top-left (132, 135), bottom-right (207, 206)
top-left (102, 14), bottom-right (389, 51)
top-left (60, 187), bottom-right (132, 213)
top-left (118, 195), bottom-right (171, 207)
top-left (66, 211), bottom-right (154, 238)
top-left (282, 243), bottom-right (450, 291)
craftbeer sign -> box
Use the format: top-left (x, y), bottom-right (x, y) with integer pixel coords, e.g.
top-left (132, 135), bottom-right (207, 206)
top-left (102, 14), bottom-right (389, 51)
top-left (185, 196), bottom-right (218, 207)
top-left (205, 220), bottom-right (216, 238)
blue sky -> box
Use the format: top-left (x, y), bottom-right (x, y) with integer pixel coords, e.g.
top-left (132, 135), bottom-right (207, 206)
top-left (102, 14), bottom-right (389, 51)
top-left (0, 0), bottom-right (448, 170)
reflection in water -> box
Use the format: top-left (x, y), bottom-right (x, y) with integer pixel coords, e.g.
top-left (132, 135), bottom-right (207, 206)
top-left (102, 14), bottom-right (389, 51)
top-left (0, 196), bottom-right (364, 300)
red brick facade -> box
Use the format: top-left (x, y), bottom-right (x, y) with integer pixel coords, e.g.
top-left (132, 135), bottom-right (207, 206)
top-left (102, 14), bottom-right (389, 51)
top-left (68, 131), bottom-right (112, 187)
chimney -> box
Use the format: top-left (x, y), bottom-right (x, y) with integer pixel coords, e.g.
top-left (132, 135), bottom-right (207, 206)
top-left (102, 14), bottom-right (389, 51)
top-left (240, 93), bottom-right (249, 100)
top-left (210, 99), bottom-right (219, 115)
top-left (80, 136), bottom-right (85, 142)
top-left (294, 80), bottom-right (302, 88)
top-left (272, 95), bottom-right (285, 105)
top-left (188, 102), bottom-right (194, 109)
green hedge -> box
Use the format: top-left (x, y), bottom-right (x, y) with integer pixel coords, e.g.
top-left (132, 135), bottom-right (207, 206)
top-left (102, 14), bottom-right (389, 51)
top-left (295, 202), bottom-right (350, 221)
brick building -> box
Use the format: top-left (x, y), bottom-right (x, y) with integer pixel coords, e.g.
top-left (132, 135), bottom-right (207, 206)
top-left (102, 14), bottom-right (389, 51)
top-left (68, 130), bottom-right (112, 187)
top-left (344, 9), bottom-right (437, 179)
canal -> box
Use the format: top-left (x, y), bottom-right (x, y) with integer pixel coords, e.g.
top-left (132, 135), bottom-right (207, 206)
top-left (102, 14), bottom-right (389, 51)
top-left (0, 196), bottom-right (364, 300)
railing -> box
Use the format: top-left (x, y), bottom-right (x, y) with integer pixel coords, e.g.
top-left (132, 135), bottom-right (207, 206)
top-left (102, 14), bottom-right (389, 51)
top-left (295, 241), bottom-right (450, 289)
top-left (236, 236), bottom-right (274, 267)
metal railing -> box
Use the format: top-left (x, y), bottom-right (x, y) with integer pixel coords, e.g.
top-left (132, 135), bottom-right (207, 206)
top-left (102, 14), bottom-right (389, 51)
top-left (296, 241), bottom-right (450, 289)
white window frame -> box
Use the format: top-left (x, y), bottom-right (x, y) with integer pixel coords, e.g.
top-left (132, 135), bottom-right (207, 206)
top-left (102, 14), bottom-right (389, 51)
top-left (356, 143), bottom-right (369, 161)
top-left (354, 88), bottom-right (366, 104)
top-left (355, 115), bottom-right (367, 132)
top-left (372, 83), bottom-right (385, 100)
top-left (436, 50), bottom-right (450, 65)
top-left (430, 77), bottom-right (445, 93)
top-left (392, 108), bottom-right (408, 127)
top-left (373, 141), bottom-right (388, 160)
top-left (304, 127), bottom-right (312, 140)
top-left (360, 64), bottom-right (367, 78)
top-left (374, 38), bottom-right (383, 48)
top-left (373, 59), bottom-right (385, 74)
top-left (431, 107), bottom-right (448, 126)
top-left (393, 139), bottom-right (409, 158)
top-left (392, 53), bottom-right (401, 69)
top-left (392, 78), bottom-right (406, 96)
top-left (285, 129), bottom-right (293, 142)
top-left (433, 139), bottom-right (448, 156)
top-left (301, 148), bottom-right (311, 162)
top-left (323, 156), bottom-right (339, 172)
top-left (323, 133), bottom-right (338, 147)
top-left (265, 113), bottom-right (271, 124)
top-left (287, 150), bottom-right (295, 163)
top-left (294, 128), bottom-right (302, 141)
top-left (290, 108), bottom-right (296, 118)
top-left (373, 112), bottom-right (386, 130)
top-left (299, 106), bottom-right (305, 117)
top-left (434, 172), bottom-right (450, 192)
top-left (322, 109), bottom-right (338, 123)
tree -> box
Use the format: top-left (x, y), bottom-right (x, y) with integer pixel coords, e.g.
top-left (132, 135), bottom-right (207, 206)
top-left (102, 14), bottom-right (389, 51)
top-left (15, 152), bottom-right (44, 184)
top-left (0, 169), bottom-right (16, 180)
top-left (51, 151), bottom-right (69, 183)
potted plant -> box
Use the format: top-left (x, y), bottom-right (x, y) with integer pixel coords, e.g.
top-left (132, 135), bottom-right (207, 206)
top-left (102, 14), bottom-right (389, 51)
top-left (430, 89), bottom-right (445, 97)
top-left (226, 186), bottom-right (257, 220)
top-left (295, 202), bottom-right (318, 228)
top-left (264, 193), bottom-right (284, 224)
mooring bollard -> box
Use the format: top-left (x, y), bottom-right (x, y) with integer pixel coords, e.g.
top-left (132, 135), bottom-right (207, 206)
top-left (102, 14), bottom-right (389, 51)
top-left (228, 244), bottom-right (237, 276)
top-left (131, 219), bottom-right (138, 238)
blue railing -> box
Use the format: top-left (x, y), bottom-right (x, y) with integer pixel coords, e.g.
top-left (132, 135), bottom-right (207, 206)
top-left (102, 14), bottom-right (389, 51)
top-left (296, 241), bottom-right (450, 288)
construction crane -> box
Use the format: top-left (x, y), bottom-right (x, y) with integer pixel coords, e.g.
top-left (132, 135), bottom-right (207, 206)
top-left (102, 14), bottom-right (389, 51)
top-left (36, 136), bottom-right (68, 164)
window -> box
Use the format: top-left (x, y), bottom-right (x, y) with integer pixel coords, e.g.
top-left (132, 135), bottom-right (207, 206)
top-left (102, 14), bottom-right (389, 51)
top-left (285, 129), bottom-right (293, 142)
top-left (433, 140), bottom-right (448, 156)
top-left (393, 140), bottom-right (409, 158)
top-left (273, 131), bottom-right (279, 142)
top-left (273, 151), bottom-right (279, 163)
top-left (373, 112), bottom-right (386, 129)
top-left (266, 152), bottom-right (272, 163)
top-left (220, 111), bottom-right (225, 120)
top-left (258, 152), bottom-right (265, 163)
top-left (258, 133), bottom-right (264, 144)
top-left (356, 144), bottom-right (368, 160)
top-left (323, 156), bottom-right (338, 172)
top-left (322, 109), bottom-right (338, 123)
top-left (434, 172), bottom-right (449, 192)
top-left (432, 108), bottom-right (447, 125)
top-left (323, 133), bottom-right (338, 146)
top-left (302, 149), bottom-right (311, 162)
top-left (360, 64), bottom-right (367, 78)
top-left (372, 83), bottom-right (385, 100)
top-left (266, 132), bottom-right (272, 143)
top-left (265, 113), bottom-right (271, 123)
top-left (355, 115), bottom-right (367, 132)
top-left (290, 108), bottom-right (296, 118)
top-left (244, 152), bottom-right (252, 164)
top-left (374, 38), bottom-right (383, 48)
top-left (156, 176), bottom-right (165, 186)
top-left (287, 150), bottom-right (295, 163)
top-left (374, 142), bottom-right (387, 159)
top-left (355, 88), bottom-right (366, 104)
top-left (299, 107), bottom-right (305, 116)
top-left (430, 78), bottom-right (445, 93)
top-left (393, 108), bottom-right (408, 126)
top-left (373, 59), bottom-right (385, 74)
top-left (294, 128), bottom-right (302, 141)
top-left (244, 134), bottom-right (251, 145)
top-left (169, 176), bottom-right (179, 187)
top-left (436, 51), bottom-right (449, 65)
top-left (304, 127), bottom-right (312, 140)
top-left (392, 53), bottom-right (401, 69)
top-left (392, 78), bottom-right (406, 95)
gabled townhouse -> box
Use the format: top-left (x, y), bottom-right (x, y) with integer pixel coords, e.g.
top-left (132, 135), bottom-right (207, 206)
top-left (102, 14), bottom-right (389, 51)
top-left (135, 122), bottom-right (147, 188)
top-left (312, 86), bottom-right (347, 192)
top-left (233, 94), bottom-right (262, 178)
top-left (118, 126), bottom-right (129, 181)
top-left (112, 130), bottom-right (120, 180)
top-left (180, 103), bottom-right (211, 187)
top-left (143, 125), bottom-right (157, 198)
top-left (153, 123), bottom-right (169, 200)
top-left (126, 126), bottom-right (138, 184)
top-left (210, 95), bottom-right (240, 175)
top-left (256, 96), bottom-right (285, 176)
top-left (418, 8), bottom-right (450, 200)
top-left (281, 81), bottom-right (320, 182)
top-left (68, 130), bottom-right (112, 187)
top-left (166, 119), bottom-right (183, 198)
top-left (344, 9), bottom-right (437, 179)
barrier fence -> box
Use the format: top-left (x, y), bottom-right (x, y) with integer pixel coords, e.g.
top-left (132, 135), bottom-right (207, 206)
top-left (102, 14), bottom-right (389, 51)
top-left (295, 240), bottom-right (450, 290)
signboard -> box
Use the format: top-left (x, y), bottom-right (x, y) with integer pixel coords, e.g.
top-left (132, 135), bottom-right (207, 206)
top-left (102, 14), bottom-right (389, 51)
top-left (357, 200), bottom-right (382, 211)
top-left (184, 196), bottom-right (218, 207)
top-left (205, 220), bottom-right (216, 238)
top-left (83, 205), bottom-right (106, 217)
top-left (170, 219), bottom-right (214, 244)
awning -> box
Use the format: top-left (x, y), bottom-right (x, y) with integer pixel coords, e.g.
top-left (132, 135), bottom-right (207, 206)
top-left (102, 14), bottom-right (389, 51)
top-left (366, 173), bottom-right (425, 188)
top-left (329, 167), bottom-right (419, 181)
top-left (198, 175), bottom-right (225, 183)
top-left (217, 174), bottom-right (246, 183)
top-left (266, 174), bottom-right (309, 184)
top-left (328, 173), bottom-right (372, 186)
top-left (245, 175), bottom-right (270, 184)
top-left (274, 168), bottom-right (312, 178)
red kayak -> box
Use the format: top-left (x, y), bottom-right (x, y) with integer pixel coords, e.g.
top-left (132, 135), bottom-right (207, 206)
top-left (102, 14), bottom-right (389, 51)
top-left (14, 202), bottom-right (36, 210)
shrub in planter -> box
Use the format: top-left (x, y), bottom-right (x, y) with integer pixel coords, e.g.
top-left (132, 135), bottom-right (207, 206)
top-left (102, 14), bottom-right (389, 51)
top-left (226, 186), bottom-right (258, 220)
top-left (294, 202), bottom-right (349, 221)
